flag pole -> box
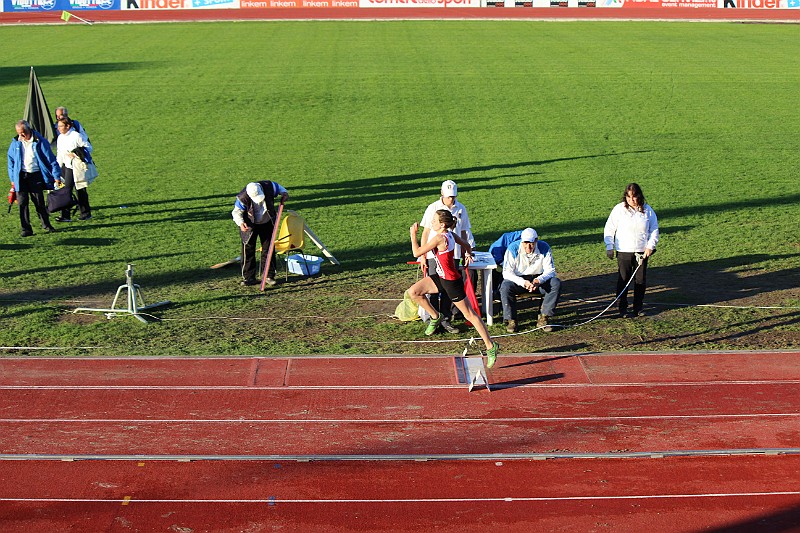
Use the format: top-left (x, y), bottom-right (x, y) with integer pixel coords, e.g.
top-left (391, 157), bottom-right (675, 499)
top-left (61, 10), bottom-right (93, 25)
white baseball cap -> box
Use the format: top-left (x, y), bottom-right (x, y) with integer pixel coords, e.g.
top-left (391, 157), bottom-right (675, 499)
top-left (246, 182), bottom-right (265, 203)
top-left (441, 180), bottom-right (457, 197)
top-left (521, 228), bottom-right (538, 243)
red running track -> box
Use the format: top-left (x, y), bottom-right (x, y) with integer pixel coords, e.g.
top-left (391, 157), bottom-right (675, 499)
top-left (1, 352), bottom-right (800, 531)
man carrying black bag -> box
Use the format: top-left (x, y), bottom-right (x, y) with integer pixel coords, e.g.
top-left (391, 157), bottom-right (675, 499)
top-left (7, 120), bottom-right (60, 237)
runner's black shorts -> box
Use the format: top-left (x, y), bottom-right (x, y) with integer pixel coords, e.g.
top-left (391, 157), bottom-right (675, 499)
top-left (429, 274), bottom-right (466, 303)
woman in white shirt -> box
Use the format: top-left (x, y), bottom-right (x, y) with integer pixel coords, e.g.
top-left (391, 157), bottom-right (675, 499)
top-left (55, 118), bottom-right (93, 222)
top-left (603, 183), bottom-right (659, 318)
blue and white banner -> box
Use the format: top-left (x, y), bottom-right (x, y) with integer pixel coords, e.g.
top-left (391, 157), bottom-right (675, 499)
top-left (3, 0), bottom-right (118, 10)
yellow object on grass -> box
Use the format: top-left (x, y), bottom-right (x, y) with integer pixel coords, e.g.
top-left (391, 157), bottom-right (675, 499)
top-left (394, 291), bottom-right (420, 322)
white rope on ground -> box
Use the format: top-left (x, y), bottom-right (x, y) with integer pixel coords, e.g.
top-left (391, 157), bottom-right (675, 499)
top-left (651, 302), bottom-right (800, 310)
top-left (110, 313), bottom-right (387, 322)
top-left (566, 298), bottom-right (800, 310)
top-left (359, 298), bottom-right (800, 311)
top-left (0, 346), bottom-right (104, 351)
top-left (352, 262), bottom-right (647, 345)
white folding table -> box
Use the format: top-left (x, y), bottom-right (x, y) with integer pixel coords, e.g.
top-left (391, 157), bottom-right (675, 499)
top-left (466, 251), bottom-right (498, 325)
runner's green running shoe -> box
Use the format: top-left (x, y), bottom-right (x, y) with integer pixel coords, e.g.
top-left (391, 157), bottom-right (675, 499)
top-left (425, 315), bottom-right (442, 336)
top-left (485, 341), bottom-right (499, 369)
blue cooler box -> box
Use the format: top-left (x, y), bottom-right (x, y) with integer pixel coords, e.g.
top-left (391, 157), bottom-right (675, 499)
top-left (287, 254), bottom-right (323, 276)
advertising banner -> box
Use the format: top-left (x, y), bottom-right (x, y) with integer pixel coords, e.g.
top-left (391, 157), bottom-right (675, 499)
top-left (241, 0), bottom-right (357, 7)
top-left (486, 0), bottom-right (594, 6)
top-left (599, 0), bottom-right (714, 7)
top-left (3, 0), bottom-right (118, 11)
top-left (513, 0), bottom-right (561, 6)
top-left (716, 0), bottom-right (799, 7)
top-left (360, 0), bottom-right (482, 7)
top-left (122, 0), bottom-right (236, 9)
top-left (600, 0), bottom-right (799, 7)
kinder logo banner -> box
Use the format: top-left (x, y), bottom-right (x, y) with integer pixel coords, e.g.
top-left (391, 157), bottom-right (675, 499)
top-left (4, 0), bottom-right (117, 10)
top-left (719, 0), bottom-right (799, 7)
top-left (361, 0), bottom-right (482, 7)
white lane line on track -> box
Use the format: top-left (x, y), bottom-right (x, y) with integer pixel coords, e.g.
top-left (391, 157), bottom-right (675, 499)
top-left (1, 380), bottom-right (800, 390)
top-left (2, 491), bottom-right (800, 503)
top-left (2, 413), bottom-right (799, 424)
top-left (2, 448), bottom-right (799, 461)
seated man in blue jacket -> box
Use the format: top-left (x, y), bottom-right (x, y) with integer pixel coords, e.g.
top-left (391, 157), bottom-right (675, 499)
top-left (500, 228), bottom-right (561, 333)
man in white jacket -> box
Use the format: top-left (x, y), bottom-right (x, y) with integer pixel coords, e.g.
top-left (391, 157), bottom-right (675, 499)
top-left (603, 183), bottom-right (659, 318)
top-left (500, 228), bottom-right (562, 333)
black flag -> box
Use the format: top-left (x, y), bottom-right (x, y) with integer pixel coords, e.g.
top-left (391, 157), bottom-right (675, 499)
top-left (23, 66), bottom-right (55, 144)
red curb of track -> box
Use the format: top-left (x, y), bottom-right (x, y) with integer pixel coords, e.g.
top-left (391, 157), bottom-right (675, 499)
top-left (2, 6), bottom-right (800, 24)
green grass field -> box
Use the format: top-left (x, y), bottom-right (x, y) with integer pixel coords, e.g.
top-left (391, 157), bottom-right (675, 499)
top-left (1, 21), bottom-right (798, 355)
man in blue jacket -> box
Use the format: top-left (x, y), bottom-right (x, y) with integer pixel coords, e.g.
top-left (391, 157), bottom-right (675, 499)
top-left (500, 227), bottom-right (562, 333)
top-left (7, 120), bottom-right (60, 237)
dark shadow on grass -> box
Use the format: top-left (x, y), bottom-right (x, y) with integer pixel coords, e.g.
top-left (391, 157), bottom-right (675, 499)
top-left (93, 193), bottom-right (229, 211)
top-left (53, 209), bottom-right (228, 230)
top-left (557, 254), bottom-right (800, 314)
top-left (0, 63), bottom-right (160, 88)
top-left (0, 259), bottom-right (337, 310)
top-left (55, 237), bottom-right (118, 246)
top-left (0, 243), bottom-right (33, 251)
top-left (0, 307), bottom-right (51, 320)
top-left (327, 190), bottom-right (800, 271)
top-left (0, 252), bottom-right (192, 284)
top-left (290, 176), bottom-right (551, 212)
top-left (284, 151), bottom-right (656, 212)
top-left (539, 224), bottom-right (695, 251)
top-left (637, 309), bottom-right (800, 349)
top-left (470, 192), bottom-right (800, 252)
top-left (518, 253), bottom-right (800, 350)
top-left (291, 151), bottom-right (653, 192)
top-left (646, 254), bottom-right (800, 307)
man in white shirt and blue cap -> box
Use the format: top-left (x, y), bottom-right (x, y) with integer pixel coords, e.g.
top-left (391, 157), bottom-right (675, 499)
top-left (500, 227), bottom-right (562, 333)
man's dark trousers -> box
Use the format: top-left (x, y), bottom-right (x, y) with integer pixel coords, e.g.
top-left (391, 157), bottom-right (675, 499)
top-left (241, 221), bottom-right (277, 282)
top-left (17, 171), bottom-right (52, 233)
